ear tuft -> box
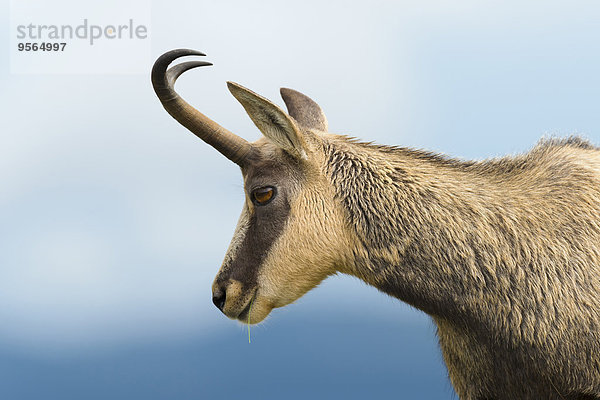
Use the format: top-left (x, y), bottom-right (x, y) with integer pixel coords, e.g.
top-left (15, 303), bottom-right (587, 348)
top-left (227, 82), bottom-right (308, 159)
top-left (280, 88), bottom-right (328, 132)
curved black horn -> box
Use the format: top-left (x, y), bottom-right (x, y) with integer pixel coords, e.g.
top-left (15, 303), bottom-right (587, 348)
top-left (152, 49), bottom-right (253, 165)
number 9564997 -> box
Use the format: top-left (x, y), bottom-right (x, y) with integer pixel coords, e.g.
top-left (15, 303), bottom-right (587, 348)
top-left (17, 42), bottom-right (66, 51)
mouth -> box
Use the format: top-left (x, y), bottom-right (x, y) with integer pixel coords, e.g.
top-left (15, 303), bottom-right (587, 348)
top-left (236, 290), bottom-right (257, 321)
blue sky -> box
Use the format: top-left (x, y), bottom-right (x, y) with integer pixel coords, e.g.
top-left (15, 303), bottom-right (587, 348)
top-left (1, 0), bottom-right (599, 398)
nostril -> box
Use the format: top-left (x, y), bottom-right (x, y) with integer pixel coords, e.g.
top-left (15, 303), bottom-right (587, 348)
top-left (212, 288), bottom-right (226, 311)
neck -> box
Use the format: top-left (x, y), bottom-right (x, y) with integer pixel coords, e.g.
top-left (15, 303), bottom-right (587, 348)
top-left (323, 137), bottom-right (534, 329)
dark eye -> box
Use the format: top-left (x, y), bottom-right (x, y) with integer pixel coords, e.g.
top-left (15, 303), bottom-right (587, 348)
top-left (252, 186), bottom-right (276, 206)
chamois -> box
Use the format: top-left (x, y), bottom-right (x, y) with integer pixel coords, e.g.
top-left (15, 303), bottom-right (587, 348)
top-left (152, 49), bottom-right (600, 400)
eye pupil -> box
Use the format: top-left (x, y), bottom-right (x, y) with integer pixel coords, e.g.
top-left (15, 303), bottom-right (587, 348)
top-left (252, 187), bottom-right (275, 205)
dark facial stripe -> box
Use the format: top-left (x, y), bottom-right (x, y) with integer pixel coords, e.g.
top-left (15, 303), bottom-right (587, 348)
top-left (217, 192), bottom-right (291, 291)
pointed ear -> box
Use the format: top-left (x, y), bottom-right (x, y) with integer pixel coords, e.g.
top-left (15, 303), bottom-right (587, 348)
top-left (280, 88), bottom-right (328, 132)
top-left (227, 81), bottom-right (308, 159)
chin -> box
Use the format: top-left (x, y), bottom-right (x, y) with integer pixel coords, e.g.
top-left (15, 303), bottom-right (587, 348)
top-left (236, 296), bottom-right (273, 325)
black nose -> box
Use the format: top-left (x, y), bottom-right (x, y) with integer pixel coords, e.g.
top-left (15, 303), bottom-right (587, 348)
top-left (212, 288), bottom-right (226, 311)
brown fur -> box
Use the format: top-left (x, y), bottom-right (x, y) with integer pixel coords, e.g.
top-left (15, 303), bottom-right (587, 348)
top-left (321, 135), bottom-right (600, 399)
top-left (192, 83), bottom-right (600, 399)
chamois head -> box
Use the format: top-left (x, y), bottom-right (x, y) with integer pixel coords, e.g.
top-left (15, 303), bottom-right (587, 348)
top-left (152, 49), bottom-right (353, 323)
